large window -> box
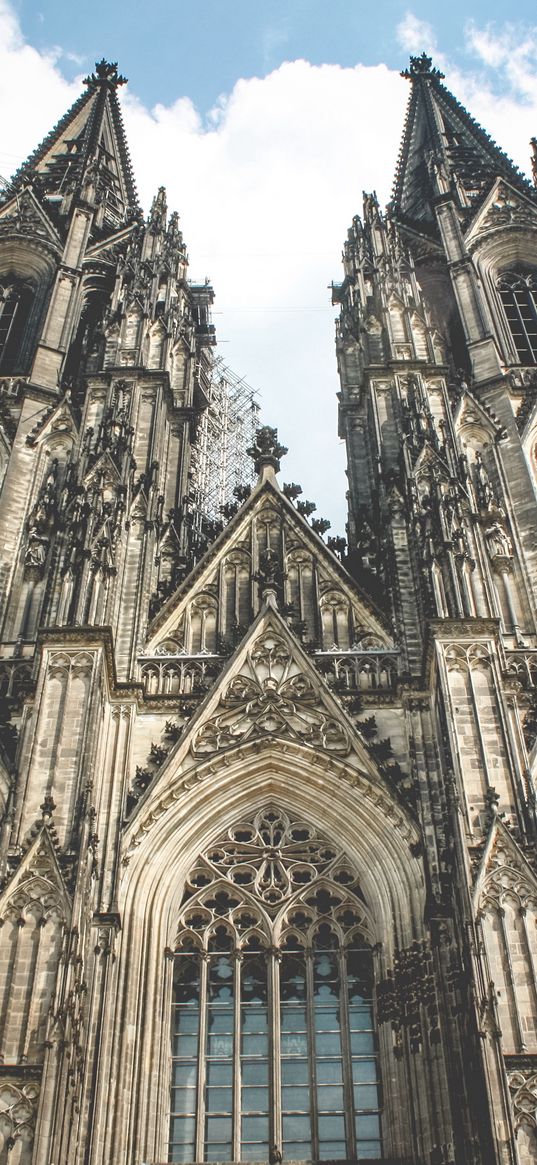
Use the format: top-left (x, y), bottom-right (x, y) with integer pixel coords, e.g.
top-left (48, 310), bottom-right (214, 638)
top-left (497, 270), bottom-right (537, 364)
top-left (0, 279), bottom-right (34, 374)
top-left (169, 808), bottom-right (382, 1163)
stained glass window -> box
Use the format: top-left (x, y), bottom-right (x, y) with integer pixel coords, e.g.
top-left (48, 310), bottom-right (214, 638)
top-left (169, 807), bottom-right (382, 1162)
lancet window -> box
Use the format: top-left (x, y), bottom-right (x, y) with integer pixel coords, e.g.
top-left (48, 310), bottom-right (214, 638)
top-left (0, 279), bottom-right (34, 374)
top-left (169, 808), bottom-right (382, 1163)
top-left (497, 270), bottom-right (537, 364)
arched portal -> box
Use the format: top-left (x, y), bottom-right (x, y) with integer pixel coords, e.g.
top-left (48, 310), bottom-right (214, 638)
top-left (169, 805), bottom-right (381, 1163)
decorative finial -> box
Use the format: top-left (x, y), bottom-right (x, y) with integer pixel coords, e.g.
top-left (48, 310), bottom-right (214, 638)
top-left (84, 60), bottom-right (128, 91)
top-left (247, 426), bottom-right (288, 476)
top-left (401, 53), bottom-right (445, 81)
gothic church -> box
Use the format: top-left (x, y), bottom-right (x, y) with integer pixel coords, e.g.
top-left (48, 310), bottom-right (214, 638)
top-left (1, 50), bottom-right (537, 1165)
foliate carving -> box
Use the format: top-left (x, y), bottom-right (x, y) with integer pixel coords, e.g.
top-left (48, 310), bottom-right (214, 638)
top-left (376, 940), bottom-right (440, 1055)
top-left (246, 426), bottom-right (288, 474)
top-left (0, 1080), bottom-right (40, 1152)
top-left (192, 629), bottom-right (350, 756)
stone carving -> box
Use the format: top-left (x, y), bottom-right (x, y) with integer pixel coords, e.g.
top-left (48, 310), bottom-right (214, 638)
top-left (176, 805), bottom-right (370, 929)
top-left (507, 1065), bottom-right (537, 1136)
top-left (192, 628), bottom-right (350, 756)
top-left (0, 1080), bottom-right (40, 1155)
top-left (246, 426), bottom-right (288, 474)
top-left (376, 940), bottom-right (440, 1055)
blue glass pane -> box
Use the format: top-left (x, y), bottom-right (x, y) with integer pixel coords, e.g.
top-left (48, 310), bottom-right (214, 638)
top-left (318, 1141), bottom-right (346, 1158)
top-left (281, 1085), bottom-right (310, 1109)
top-left (351, 1030), bottom-right (375, 1053)
top-left (354, 1083), bottom-right (380, 1110)
top-left (356, 1140), bottom-right (382, 1160)
top-left (172, 1063), bottom-right (197, 1088)
top-left (206, 1144), bottom-right (231, 1162)
top-left (205, 1115), bottom-right (232, 1141)
top-left (284, 1143), bottom-right (312, 1160)
top-left (242, 1115), bottom-right (269, 1140)
top-left (351, 1059), bottom-right (378, 1083)
top-left (171, 1010), bottom-right (199, 1034)
top-left (283, 1114), bottom-right (311, 1139)
top-left (242, 1143), bottom-right (269, 1161)
top-left (241, 1034), bottom-right (268, 1055)
top-left (314, 1007), bottom-right (340, 1031)
top-left (241, 1086), bottom-right (269, 1111)
top-left (170, 1116), bottom-right (195, 1141)
top-left (280, 1006), bottom-right (307, 1031)
top-left (208, 1009), bottom-right (233, 1033)
top-left (207, 1034), bottom-right (233, 1057)
top-left (206, 1062), bottom-right (233, 1086)
top-left (170, 1088), bottom-right (197, 1114)
top-left (205, 1086), bottom-right (233, 1112)
top-left (172, 1034), bottom-right (198, 1057)
top-left (315, 1031), bottom-right (342, 1055)
top-left (241, 1008), bottom-right (268, 1033)
top-left (318, 1113), bottom-right (345, 1139)
top-left (317, 1085), bottom-right (344, 1109)
top-left (281, 1032), bottom-right (308, 1055)
top-left (356, 1113), bottom-right (381, 1139)
top-left (169, 1143), bottom-right (195, 1163)
top-left (242, 1060), bottom-right (269, 1085)
top-left (317, 1059), bottom-right (343, 1084)
top-left (281, 1059), bottom-right (308, 1085)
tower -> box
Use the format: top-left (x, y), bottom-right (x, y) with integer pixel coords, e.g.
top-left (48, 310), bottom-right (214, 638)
top-left (1, 51), bottom-right (537, 1165)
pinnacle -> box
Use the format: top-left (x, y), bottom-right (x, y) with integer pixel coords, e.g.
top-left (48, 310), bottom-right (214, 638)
top-left (400, 52), bottom-right (445, 82)
top-left (83, 59), bottom-right (128, 91)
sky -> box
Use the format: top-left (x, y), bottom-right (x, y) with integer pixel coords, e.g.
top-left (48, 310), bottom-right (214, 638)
top-left (2, 2), bottom-right (537, 535)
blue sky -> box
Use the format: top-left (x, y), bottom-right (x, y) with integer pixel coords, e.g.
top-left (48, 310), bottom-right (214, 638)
top-left (3, 2), bottom-right (537, 532)
top-left (12, 0), bottom-right (537, 112)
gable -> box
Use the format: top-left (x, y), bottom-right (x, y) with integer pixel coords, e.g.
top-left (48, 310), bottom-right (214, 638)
top-left (145, 476), bottom-right (393, 658)
top-left (465, 178), bottom-right (537, 250)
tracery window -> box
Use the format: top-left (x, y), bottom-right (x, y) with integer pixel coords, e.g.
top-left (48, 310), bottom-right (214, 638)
top-left (497, 271), bottom-right (537, 364)
top-left (169, 808), bottom-right (382, 1163)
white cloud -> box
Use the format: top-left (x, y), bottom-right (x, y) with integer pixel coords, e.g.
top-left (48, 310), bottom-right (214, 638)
top-left (2, 2), bottom-right (537, 533)
top-left (396, 12), bottom-right (436, 55)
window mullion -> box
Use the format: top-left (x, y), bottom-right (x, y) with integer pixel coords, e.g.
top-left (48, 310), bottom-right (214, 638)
top-left (196, 953), bottom-right (209, 1163)
top-left (306, 948), bottom-right (319, 1162)
top-left (338, 946), bottom-right (356, 1160)
top-left (270, 947), bottom-right (282, 1154)
top-left (233, 951), bottom-right (241, 1161)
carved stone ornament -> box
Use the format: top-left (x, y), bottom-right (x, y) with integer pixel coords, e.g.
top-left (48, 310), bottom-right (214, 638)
top-left (0, 1080), bottom-right (40, 1152)
top-left (192, 628), bottom-right (350, 757)
top-left (507, 1067), bottom-right (537, 1136)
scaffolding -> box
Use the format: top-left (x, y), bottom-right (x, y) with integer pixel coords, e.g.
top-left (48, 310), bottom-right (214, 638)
top-left (190, 356), bottom-right (261, 527)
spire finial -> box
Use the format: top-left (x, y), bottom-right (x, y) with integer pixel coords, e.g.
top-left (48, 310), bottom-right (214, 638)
top-left (247, 426), bottom-right (288, 478)
top-left (83, 60), bottom-right (128, 91)
top-left (401, 53), bottom-right (445, 81)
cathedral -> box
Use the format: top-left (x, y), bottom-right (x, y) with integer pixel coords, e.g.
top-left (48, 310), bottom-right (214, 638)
top-left (2, 47), bottom-right (537, 1165)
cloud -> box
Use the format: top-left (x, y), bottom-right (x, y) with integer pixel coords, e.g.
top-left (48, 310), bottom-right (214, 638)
top-left (396, 12), bottom-right (437, 55)
top-left (2, 2), bottom-right (537, 531)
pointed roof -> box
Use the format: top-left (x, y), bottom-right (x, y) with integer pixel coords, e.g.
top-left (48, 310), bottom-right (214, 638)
top-left (392, 52), bottom-right (537, 232)
top-left (10, 59), bottom-right (139, 227)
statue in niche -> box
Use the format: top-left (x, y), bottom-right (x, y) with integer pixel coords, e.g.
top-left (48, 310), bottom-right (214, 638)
top-left (484, 513), bottom-right (513, 561)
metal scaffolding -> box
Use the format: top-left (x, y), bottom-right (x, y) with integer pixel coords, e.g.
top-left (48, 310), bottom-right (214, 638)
top-left (190, 356), bottom-right (261, 526)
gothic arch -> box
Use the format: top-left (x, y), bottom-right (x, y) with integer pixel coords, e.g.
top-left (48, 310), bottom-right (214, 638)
top-left (104, 744), bottom-right (436, 1165)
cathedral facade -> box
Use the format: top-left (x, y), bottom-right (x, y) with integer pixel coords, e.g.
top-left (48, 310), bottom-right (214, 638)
top-left (1, 50), bottom-right (537, 1165)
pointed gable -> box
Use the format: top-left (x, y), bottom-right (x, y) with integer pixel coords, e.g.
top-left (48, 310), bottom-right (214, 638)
top-left (145, 471), bottom-right (394, 657)
top-left (473, 817), bottom-right (537, 915)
